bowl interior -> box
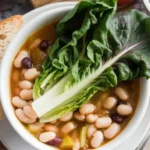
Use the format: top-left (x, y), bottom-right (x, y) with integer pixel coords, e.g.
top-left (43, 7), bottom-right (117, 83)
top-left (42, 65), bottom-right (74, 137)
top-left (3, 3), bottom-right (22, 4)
top-left (1, 3), bottom-right (150, 150)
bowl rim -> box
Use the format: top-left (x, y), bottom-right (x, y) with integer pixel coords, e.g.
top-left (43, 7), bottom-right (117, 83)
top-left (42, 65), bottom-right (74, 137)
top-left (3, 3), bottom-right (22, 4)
top-left (1, 2), bottom-right (150, 150)
top-left (143, 0), bottom-right (150, 12)
top-left (23, 1), bottom-right (78, 26)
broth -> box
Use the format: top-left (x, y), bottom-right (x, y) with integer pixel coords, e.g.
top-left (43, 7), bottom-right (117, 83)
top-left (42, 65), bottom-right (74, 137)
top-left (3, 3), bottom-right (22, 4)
top-left (10, 23), bottom-right (140, 149)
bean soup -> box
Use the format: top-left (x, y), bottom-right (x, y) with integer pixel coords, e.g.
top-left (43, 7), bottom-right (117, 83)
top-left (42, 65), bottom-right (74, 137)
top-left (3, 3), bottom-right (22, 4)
top-left (10, 23), bottom-right (140, 149)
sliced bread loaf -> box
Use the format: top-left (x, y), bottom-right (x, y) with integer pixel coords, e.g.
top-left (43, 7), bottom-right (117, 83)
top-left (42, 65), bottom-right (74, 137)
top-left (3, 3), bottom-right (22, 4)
top-left (0, 15), bottom-right (22, 120)
top-left (0, 15), bottom-right (22, 59)
top-left (30, 0), bottom-right (78, 8)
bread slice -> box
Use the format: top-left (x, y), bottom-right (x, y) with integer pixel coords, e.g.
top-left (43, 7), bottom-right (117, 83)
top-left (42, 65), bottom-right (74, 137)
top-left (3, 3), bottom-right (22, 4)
top-left (0, 15), bottom-right (23, 59)
top-left (30, 0), bottom-right (78, 8)
top-left (30, 0), bottom-right (52, 8)
top-left (0, 15), bottom-right (22, 120)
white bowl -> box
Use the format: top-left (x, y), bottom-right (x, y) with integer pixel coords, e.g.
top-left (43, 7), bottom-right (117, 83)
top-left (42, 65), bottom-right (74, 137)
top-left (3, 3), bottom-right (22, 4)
top-left (143, 0), bottom-right (150, 12)
top-left (1, 2), bottom-right (150, 150)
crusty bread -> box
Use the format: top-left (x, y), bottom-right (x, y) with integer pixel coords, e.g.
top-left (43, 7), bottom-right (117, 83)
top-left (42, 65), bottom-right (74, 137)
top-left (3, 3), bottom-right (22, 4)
top-left (30, 0), bottom-right (52, 8)
top-left (0, 15), bottom-right (22, 120)
top-left (0, 15), bottom-right (23, 59)
top-left (30, 0), bottom-right (78, 8)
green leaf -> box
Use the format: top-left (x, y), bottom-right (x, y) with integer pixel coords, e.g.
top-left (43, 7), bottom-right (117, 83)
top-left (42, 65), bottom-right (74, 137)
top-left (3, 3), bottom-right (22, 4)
top-left (33, 0), bottom-right (117, 99)
top-left (33, 2), bottom-right (150, 122)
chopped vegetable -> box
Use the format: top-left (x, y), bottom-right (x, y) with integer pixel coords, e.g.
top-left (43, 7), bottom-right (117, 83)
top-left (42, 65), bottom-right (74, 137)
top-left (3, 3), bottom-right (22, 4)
top-left (32, 0), bottom-right (150, 122)
top-left (80, 126), bottom-right (88, 148)
top-left (60, 135), bottom-right (74, 149)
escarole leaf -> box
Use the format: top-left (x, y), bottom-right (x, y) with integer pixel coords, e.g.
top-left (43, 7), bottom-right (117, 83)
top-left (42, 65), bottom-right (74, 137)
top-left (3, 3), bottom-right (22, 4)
top-left (33, 0), bottom-right (117, 99)
top-left (32, 0), bottom-right (150, 123)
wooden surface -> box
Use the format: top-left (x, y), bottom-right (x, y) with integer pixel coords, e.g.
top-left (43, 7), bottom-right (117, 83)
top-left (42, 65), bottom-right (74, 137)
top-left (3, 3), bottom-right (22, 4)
top-left (0, 141), bottom-right (7, 150)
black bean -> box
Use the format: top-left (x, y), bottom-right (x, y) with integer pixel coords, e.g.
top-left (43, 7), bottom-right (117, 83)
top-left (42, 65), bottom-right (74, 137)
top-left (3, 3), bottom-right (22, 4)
top-left (39, 40), bottom-right (49, 51)
top-left (117, 100), bottom-right (127, 106)
top-left (48, 137), bottom-right (62, 147)
top-left (111, 113), bottom-right (124, 124)
top-left (21, 57), bottom-right (32, 69)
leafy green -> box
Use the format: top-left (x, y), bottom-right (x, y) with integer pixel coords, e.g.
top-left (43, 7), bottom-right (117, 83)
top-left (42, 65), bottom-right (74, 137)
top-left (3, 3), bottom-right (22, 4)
top-left (33, 0), bottom-right (117, 99)
top-left (32, 0), bottom-right (150, 123)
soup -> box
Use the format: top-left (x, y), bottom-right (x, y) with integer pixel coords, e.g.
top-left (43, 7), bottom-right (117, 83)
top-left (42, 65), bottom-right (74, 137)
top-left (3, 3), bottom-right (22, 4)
top-left (10, 23), bottom-right (140, 149)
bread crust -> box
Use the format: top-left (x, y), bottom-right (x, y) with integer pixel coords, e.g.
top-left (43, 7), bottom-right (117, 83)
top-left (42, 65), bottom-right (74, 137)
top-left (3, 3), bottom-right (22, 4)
top-left (0, 15), bottom-right (22, 59)
top-left (30, 0), bottom-right (77, 8)
top-left (0, 15), bottom-right (22, 120)
top-left (0, 15), bottom-right (22, 30)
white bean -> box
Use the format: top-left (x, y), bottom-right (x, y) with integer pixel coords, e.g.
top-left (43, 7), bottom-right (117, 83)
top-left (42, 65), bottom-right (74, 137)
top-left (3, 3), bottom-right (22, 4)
top-left (39, 132), bottom-right (56, 143)
top-left (115, 87), bottom-right (129, 100)
top-left (20, 89), bottom-right (33, 100)
top-left (44, 124), bottom-right (59, 132)
top-left (91, 131), bottom-right (104, 148)
top-left (79, 104), bottom-right (95, 115)
top-left (95, 117), bottom-right (112, 129)
top-left (28, 122), bottom-right (44, 133)
top-left (74, 112), bottom-right (85, 121)
top-left (15, 109), bottom-right (36, 124)
top-left (86, 114), bottom-right (98, 123)
top-left (24, 68), bottom-right (40, 81)
top-left (14, 51), bottom-right (28, 68)
top-left (12, 96), bottom-right (28, 108)
top-left (117, 104), bottom-right (133, 116)
top-left (19, 80), bottom-right (32, 89)
top-left (23, 105), bottom-right (37, 120)
top-left (59, 112), bottom-right (73, 122)
top-left (87, 124), bottom-right (97, 139)
top-left (102, 97), bottom-right (117, 110)
top-left (73, 139), bottom-right (80, 150)
top-left (61, 122), bottom-right (75, 134)
top-left (29, 39), bottom-right (42, 50)
top-left (104, 123), bottom-right (120, 139)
